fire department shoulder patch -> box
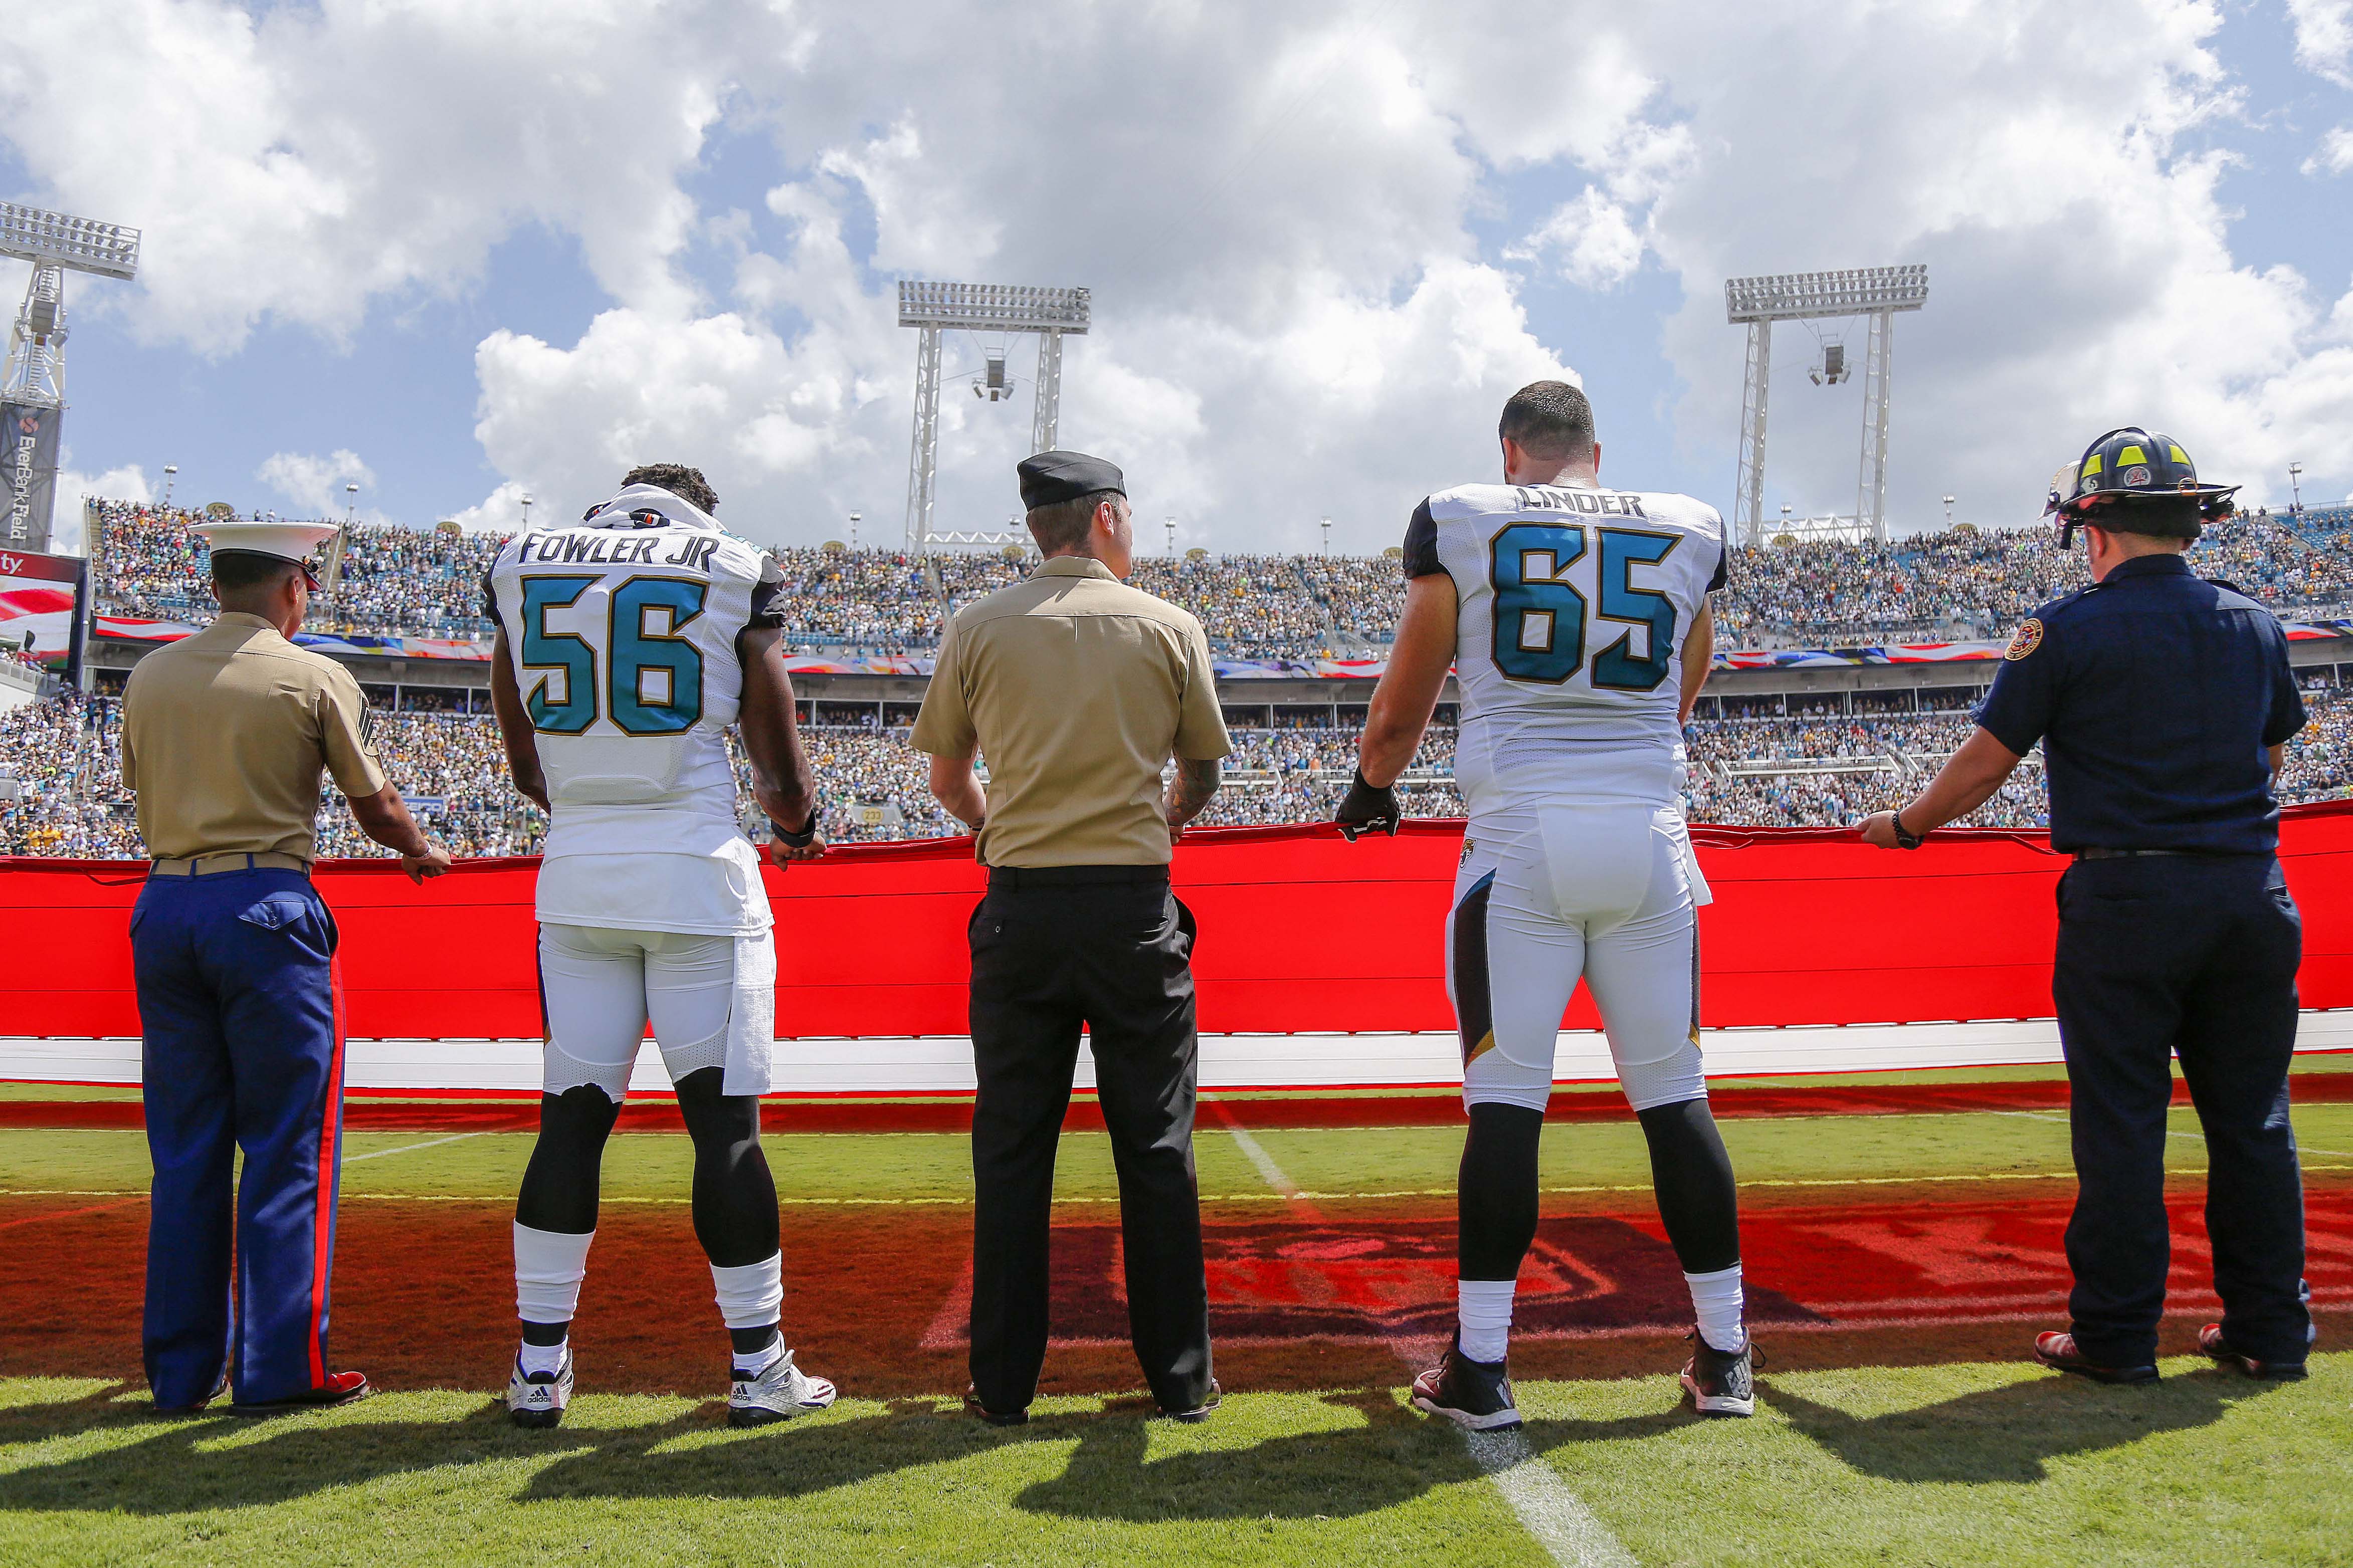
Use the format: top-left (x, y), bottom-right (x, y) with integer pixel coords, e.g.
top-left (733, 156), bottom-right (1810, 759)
top-left (2005, 618), bottom-right (2045, 661)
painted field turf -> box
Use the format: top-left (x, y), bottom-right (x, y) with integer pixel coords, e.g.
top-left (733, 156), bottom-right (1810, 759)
top-left (8, 1080), bottom-right (2353, 1565)
top-left (2, 1362), bottom-right (2349, 1568)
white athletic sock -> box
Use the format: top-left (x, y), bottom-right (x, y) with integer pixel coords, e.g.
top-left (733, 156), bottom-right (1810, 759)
top-left (710, 1251), bottom-right (786, 1331)
top-left (514, 1222), bottom-right (594, 1325)
top-left (1457, 1279), bottom-right (1517, 1364)
top-left (1685, 1263), bottom-right (1746, 1354)
top-left (731, 1330), bottom-right (784, 1379)
top-left (518, 1338), bottom-right (568, 1377)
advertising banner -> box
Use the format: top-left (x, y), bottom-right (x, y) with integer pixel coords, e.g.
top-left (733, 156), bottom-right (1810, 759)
top-left (0, 544), bottom-right (83, 679)
top-left (0, 401), bottom-right (61, 551)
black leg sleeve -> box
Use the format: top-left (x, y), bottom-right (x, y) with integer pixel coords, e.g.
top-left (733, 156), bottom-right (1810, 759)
top-left (674, 1066), bottom-right (780, 1270)
top-left (515, 1085), bottom-right (621, 1236)
top-left (1637, 1097), bottom-right (1741, 1275)
top-left (1458, 1103), bottom-right (1544, 1281)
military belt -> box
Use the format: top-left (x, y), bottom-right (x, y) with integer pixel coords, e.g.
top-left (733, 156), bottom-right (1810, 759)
top-left (150, 851), bottom-right (313, 877)
top-left (987, 864), bottom-right (1170, 889)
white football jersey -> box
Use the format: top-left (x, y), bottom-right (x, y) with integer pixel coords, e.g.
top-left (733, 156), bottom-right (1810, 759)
top-left (487, 484), bottom-right (786, 934)
top-left (1408, 481), bottom-right (1727, 813)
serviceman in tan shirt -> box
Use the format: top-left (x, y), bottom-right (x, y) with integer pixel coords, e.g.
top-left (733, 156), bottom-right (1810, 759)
top-left (122, 519), bottom-right (448, 1416)
top-left (913, 450), bottom-right (1230, 1426)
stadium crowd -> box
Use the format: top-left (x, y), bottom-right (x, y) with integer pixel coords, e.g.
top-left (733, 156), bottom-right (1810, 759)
top-left (86, 498), bottom-right (2353, 658)
top-left (12, 686), bottom-right (2351, 857)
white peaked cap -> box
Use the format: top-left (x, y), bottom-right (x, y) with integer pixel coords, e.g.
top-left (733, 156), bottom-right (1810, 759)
top-left (192, 519), bottom-right (340, 563)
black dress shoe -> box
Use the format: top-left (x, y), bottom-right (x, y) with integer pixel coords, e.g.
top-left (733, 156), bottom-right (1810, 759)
top-left (2032, 1331), bottom-right (2156, 1385)
top-left (1159, 1379), bottom-right (1222, 1424)
top-left (963, 1387), bottom-right (1028, 1427)
top-left (228, 1371), bottom-right (373, 1416)
top-left (2198, 1323), bottom-right (2308, 1381)
top-left (154, 1370), bottom-right (231, 1415)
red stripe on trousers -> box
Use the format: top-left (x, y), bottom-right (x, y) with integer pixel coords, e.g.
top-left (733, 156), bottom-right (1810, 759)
top-left (309, 954), bottom-right (346, 1388)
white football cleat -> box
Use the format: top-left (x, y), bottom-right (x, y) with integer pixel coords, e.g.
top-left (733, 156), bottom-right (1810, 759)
top-left (506, 1346), bottom-right (574, 1430)
top-left (728, 1345), bottom-right (837, 1427)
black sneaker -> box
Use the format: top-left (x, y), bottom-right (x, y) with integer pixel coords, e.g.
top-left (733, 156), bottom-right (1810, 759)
top-left (1681, 1329), bottom-right (1760, 1417)
top-left (1411, 1333), bottom-right (1520, 1431)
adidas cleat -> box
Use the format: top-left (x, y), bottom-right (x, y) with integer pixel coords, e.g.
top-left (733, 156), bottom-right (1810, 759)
top-left (1411, 1333), bottom-right (1521, 1431)
top-left (728, 1346), bottom-right (838, 1427)
top-left (506, 1347), bottom-right (573, 1430)
top-left (1681, 1330), bottom-right (1761, 1417)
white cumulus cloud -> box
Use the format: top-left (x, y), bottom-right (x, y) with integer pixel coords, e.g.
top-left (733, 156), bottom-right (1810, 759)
top-left (256, 449), bottom-right (374, 516)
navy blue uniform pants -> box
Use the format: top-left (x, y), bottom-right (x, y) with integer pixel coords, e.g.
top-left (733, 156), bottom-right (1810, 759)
top-left (131, 869), bottom-right (347, 1407)
top-left (2054, 854), bottom-right (2308, 1367)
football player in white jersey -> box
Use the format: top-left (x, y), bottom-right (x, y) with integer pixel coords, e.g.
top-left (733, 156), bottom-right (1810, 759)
top-left (1340, 383), bottom-right (1753, 1426)
top-left (483, 463), bottom-right (835, 1429)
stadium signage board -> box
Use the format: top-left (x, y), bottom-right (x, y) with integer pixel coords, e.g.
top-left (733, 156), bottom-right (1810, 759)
top-left (0, 544), bottom-right (85, 677)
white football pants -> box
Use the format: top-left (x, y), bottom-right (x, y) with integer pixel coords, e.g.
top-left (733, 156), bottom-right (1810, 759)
top-left (538, 923), bottom-right (771, 1101)
top-left (1447, 803), bottom-right (1706, 1113)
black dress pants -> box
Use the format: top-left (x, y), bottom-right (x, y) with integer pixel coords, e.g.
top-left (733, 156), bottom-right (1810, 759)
top-left (966, 866), bottom-right (1212, 1415)
top-left (2054, 853), bottom-right (2309, 1367)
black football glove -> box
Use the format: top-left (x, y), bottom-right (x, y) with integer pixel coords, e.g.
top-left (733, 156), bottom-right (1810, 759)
top-left (1334, 768), bottom-right (1402, 843)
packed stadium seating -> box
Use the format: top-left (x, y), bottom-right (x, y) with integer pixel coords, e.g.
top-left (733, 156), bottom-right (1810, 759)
top-left (26, 495), bottom-right (2345, 859)
top-left (12, 687), bottom-right (2352, 858)
top-left (89, 499), bottom-right (2353, 658)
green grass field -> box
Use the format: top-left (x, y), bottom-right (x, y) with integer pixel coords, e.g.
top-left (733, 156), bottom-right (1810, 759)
top-left (6, 1078), bottom-right (2352, 1566)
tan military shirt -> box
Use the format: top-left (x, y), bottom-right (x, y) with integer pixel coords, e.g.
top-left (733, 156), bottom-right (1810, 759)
top-left (120, 613), bottom-right (388, 862)
top-left (912, 556), bottom-right (1231, 866)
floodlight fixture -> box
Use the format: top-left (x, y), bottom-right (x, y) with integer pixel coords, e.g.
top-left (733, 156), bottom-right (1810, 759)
top-left (898, 281), bottom-right (1090, 554)
top-left (0, 202), bottom-right (141, 549)
top-left (1725, 266), bottom-right (1927, 324)
top-left (2289, 463), bottom-right (2304, 513)
top-left (1723, 264), bottom-right (1928, 546)
top-left (0, 203), bottom-right (141, 281)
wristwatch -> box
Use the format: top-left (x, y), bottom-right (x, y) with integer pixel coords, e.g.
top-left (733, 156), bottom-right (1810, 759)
top-left (1890, 809), bottom-right (1925, 850)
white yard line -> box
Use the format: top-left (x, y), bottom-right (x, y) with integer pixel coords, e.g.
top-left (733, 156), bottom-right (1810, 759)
top-left (1219, 1119), bottom-right (1641, 1568)
top-left (342, 1131), bottom-right (487, 1164)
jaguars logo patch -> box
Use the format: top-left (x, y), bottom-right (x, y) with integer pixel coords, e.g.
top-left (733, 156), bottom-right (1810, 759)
top-left (2004, 618), bottom-right (2044, 661)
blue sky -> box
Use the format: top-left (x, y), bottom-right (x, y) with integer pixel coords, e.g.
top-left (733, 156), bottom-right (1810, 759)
top-left (9, 1), bottom-right (2352, 551)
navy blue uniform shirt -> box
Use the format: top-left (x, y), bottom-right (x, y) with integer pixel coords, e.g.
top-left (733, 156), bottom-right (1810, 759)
top-left (1974, 553), bottom-right (2305, 855)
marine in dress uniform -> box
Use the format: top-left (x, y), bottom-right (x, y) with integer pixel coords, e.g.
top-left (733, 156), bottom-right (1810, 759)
top-left (1861, 429), bottom-right (2311, 1384)
top-left (121, 520), bottom-right (450, 1413)
top-left (911, 451), bottom-right (1232, 1425)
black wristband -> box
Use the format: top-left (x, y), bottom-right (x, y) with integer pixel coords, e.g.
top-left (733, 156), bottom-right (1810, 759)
top-left (770, 808), bottom-right (819, 848)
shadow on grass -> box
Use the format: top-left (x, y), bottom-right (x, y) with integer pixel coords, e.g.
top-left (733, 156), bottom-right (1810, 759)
top-left (1763, 1365), bottom-right (2291, 1483)
top-left (0, 1383), bottom-right (1707, 1523)
top-left (1011, 1389), bottom-right (1700, 1522)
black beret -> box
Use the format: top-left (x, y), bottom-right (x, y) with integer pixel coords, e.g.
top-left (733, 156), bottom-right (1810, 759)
top-left (1017, 450), bottom-right (1125, 511)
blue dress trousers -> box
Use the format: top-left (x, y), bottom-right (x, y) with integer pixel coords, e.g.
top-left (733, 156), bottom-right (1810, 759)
top-left (131, 867), bottom-right (347, 1408)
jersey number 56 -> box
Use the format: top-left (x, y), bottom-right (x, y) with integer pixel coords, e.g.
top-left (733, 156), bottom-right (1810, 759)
top-left (1488, 523), bottom-right (1680, 691)
top-left (518, 574), bottom-right (709, 735)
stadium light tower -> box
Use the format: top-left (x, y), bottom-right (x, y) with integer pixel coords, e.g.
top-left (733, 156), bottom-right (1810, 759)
top-left (2289, 463), bottom-right (2304, 514)
top-left (1725, 265), bottom-right (1927, 548)
top-left (898, 281), bottom-right (1089, 554)
top-left (160, 464), bottom-right (176, 508)
top-left (0, 202), bottom-right (140, 551)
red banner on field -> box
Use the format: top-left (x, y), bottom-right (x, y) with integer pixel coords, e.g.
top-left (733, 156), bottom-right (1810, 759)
top-left (14, 803), bottom-right (2353, 1041)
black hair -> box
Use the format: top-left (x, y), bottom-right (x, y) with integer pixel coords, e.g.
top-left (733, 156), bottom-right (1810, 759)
top-left (1026, 489), bottom-right (1123, 554)
top-left (1498, 380), bottom-right (1596, 462)
top-left (623, 463), bottom-right (719, 514)
top-left (2094, 495), bottom-right (2204, 543)
top-left (210, 550), bottom-right (301, 592)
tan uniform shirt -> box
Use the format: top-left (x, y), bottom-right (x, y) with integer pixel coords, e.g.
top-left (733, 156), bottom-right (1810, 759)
top-left (120, 613), bottom-right (388, 862)
top-left (912, 556), bottom-right (1231, 867)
